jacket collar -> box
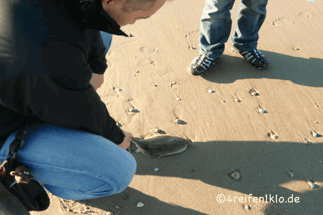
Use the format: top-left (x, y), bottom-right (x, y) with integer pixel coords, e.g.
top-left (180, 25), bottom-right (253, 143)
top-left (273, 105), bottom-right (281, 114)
top-left (74, 0), bottom-right (128, 37)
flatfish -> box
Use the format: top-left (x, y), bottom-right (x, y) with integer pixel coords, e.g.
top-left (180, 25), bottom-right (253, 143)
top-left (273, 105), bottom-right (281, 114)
top-left (131, 135), bottom-right (191, 158)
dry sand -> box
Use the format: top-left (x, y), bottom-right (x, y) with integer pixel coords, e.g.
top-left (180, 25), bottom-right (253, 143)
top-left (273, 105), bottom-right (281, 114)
top-left (31, 0), bottom-right (323, 214)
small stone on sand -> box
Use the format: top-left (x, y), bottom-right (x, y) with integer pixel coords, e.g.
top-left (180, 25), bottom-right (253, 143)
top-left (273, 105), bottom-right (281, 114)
top-left (271, 134), bottom-right (278, 140)
top-left (137, 202), bottom-right (144, 208)
top-left (129, 108), bottom-right (139, 113)
top-left (249, 89), bottom-right (259, 96)
top-left (245, 205), bottom-right (251, 210)
top-left (175, 119), bottom-right (185, 124)
top-left (106, 212), bottom-right (114, 215)
top-left (176, 97), bottom-right (181, 101)
top-left (208, 89), bottom-right (215, 93)
top-left (312, 131), bottom-right (318, 137)
top-left (308, 181), bottom-right (316, 189)
top-left (154, 129), bottom-right (166, 134)
top-left (231, 171), bottom-right (241, 180)
top-left (234, 98), bottom-right (241, 102)
top-left (259, 108), bottom-right (265, 113)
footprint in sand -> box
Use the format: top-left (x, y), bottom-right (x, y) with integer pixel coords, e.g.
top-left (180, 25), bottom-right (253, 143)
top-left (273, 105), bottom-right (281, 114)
top-left (137, 59), bottom-right (156, 67)
top-left (184, 30), bottom-right (199, 40)
top-left (272, 18), bottom-right (294, 26)
top-left (297, 12), bottom-right (312, 18)
top-left (158, 67), bottom-right (172, 77)
top-left (185, 30), bottom-right (199, 50)
top-left (137, 47), bottom-right (158, 66)
top-left (139, 46), bottom-right (157, 54)
top-left (59, 198), bottom-right (91, 214)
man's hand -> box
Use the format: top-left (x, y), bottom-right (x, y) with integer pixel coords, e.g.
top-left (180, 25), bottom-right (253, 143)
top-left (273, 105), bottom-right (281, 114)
top-left (10, 166), bottom-right (34, 184)
top-left (119, 130), bottom-right (132, 150)
top-left (90, 73), bottom-right (104, 91)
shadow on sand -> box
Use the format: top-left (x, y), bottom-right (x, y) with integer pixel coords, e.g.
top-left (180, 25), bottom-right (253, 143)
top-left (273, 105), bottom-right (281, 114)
top-left (78, 139), bottom-right (322, 215)
top-left (202, 50), bottom-right (323, 88)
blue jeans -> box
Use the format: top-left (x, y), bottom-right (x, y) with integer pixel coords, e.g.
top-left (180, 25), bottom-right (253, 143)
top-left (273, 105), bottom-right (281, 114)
top-left (199, 0), bottom-right (268, 58)
top-left (100, 31), bottom-right (113, 55)
top-left (0, 122), bottom-right (136, 200)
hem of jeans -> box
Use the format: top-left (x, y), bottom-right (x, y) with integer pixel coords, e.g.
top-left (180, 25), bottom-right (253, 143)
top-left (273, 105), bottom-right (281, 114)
top-left (232, 44), bottom-right (257, 52)
top-left (199, 50), bottom-right (222, 59)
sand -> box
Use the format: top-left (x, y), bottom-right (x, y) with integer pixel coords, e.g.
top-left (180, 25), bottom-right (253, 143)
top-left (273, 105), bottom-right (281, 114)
top-left (31, 0), bottom-right (323, 214)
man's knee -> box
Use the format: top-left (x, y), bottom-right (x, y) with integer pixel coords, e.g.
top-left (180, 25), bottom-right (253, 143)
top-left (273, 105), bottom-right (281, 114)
top-left (112, 152), bottom-right (137, 194)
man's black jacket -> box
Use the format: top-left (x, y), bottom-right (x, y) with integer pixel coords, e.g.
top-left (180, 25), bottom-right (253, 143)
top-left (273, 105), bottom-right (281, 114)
top-left (0, 0), bottom-right (129, 149)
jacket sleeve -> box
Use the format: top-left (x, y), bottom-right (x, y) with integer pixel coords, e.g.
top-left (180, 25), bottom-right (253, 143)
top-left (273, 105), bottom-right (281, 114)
top-left (0, 43), bottom-right (125, 145)
top-left (87, 30), bottom-right (109, 75)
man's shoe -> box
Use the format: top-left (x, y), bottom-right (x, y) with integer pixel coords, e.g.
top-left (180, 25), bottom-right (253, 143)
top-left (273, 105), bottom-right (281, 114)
top-left (232, 47), bottom-right (269, 69)
top-left (187, 54), bottom-right (220, 76)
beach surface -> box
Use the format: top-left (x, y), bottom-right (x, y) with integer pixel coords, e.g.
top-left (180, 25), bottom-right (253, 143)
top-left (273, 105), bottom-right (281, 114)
top-left (31, 0), bottom-right (323, 214)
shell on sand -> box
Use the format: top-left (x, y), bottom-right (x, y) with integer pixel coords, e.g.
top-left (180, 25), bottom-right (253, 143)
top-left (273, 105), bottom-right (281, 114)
top-left (131, 135), bottom-right (191, 158)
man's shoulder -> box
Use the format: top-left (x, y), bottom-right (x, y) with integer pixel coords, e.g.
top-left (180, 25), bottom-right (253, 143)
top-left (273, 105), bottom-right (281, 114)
top-left (21, 0), bottom-right (87, 44)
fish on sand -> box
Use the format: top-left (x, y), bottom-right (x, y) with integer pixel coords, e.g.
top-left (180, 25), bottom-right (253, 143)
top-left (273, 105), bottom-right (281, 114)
top-left (130, 135), bottom-right (191, 158)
